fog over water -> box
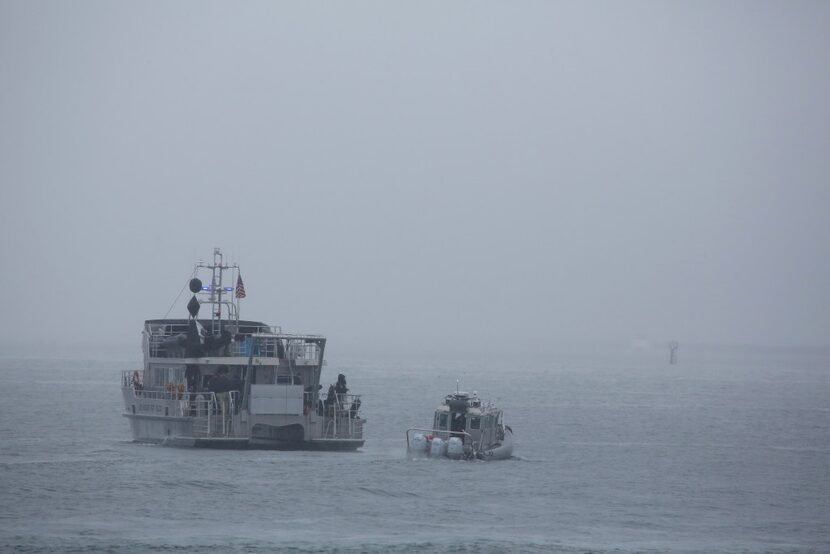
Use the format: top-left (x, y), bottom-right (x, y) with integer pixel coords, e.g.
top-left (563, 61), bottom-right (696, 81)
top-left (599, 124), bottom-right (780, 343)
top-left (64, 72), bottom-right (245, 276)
top-left (1, 5), bottom-right (830, 552)
top-left (1, 2), bottom-right (828, 354)
top-left (1, 347), bottom-right (829, 553)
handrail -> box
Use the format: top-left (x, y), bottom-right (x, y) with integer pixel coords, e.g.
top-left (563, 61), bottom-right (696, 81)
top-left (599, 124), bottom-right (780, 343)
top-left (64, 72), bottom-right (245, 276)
top-left (321, 393), bottom-right (362, 417)
top-left (140, 331), bottom-right (325, 360)
top-left (143, 334), bottom-right (280, 358)
top-left (124, 386), bottom-right (244, 438)
top-left (124, 387), bottom-right (233, 413)
top-left (319, 393), bottom-right (363, 439)
top-left (122, 370), bottom-right (142, 387)
top-left (125, 387), bottom-right (216, 405)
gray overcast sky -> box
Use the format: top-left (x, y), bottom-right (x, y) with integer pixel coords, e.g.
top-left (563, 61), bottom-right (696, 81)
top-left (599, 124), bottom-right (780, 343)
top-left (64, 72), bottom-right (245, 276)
top-left (1, 1), bottom-right (828, 353)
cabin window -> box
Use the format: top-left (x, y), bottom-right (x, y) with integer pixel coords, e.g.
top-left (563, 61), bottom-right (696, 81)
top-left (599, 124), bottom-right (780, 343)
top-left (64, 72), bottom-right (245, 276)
top-left (151, 365), bottom-right (184, 388)
top-left (484, 415), bottom-right (494, 429)
top-left (276, 373), bottom-right (302, 385)
top-left (470, 416), bottom-right (481, 430)
top-left (152, 368), bottom-right (165, 387)
top-left (436, 413), bottom-right (448, 430)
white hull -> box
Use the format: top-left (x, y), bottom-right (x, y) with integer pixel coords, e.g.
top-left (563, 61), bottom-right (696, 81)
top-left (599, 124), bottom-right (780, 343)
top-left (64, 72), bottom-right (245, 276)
top-left (123, 388), bottom-right (365, 450)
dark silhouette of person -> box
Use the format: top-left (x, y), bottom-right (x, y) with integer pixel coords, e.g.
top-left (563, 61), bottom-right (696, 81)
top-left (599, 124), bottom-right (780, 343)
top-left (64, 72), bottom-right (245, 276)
top-left (335, 374), bottom-right (348, 396)
top-left (185, 365), bottom-right (201, 392)
top-left (325, 383), bottom-right (336, 416)
top-left (209, 366), bottom-right (231, 415)
top-left (451, 412), bottom-right (467, 442)
top-left (349, 397), bottom-right (361, 419)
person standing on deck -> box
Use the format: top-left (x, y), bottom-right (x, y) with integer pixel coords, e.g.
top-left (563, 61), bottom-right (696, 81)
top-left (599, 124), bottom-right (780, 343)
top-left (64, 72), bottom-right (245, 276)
top-left (209, 366), bottom-right (230, 416)
top-left (334, 373), bottom-right (349, 413)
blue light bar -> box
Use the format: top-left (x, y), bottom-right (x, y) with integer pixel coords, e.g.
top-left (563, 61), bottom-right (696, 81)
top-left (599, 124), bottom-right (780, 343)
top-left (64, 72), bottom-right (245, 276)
top-left (199, 285), bottom-right (234, 293)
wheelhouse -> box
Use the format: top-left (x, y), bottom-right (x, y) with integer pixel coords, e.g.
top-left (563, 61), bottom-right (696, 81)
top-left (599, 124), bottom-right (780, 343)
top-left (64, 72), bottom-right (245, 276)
top-left (432, 392), bottom-right (504, 447)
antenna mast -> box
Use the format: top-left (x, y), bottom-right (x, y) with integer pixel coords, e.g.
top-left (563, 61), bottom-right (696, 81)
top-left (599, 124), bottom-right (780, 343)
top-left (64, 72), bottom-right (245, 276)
top-left (196, 247), bottom-right (239, 335)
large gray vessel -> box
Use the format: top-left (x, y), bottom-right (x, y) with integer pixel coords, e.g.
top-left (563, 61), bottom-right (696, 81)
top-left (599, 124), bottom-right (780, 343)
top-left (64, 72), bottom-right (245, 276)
top-left (121, 248), bottom-right (364, 450)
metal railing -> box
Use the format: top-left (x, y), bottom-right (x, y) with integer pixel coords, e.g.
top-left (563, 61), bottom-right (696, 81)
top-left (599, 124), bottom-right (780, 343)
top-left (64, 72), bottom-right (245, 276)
top-left (319, 393), bottom-right (363, 439)
top-left (123, 370), bottom-right (141, 388)
top-left (287, 341), bottom-right (320, 366)
top-left (143, 328), bottom-right (317, 362)
top-left (122, 374), bottom-right (241, 438)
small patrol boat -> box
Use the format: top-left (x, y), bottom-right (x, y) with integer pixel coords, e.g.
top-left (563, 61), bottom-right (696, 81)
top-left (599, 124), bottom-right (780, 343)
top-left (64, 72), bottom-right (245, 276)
top-left (121, 248), bottom-right (365, 450)
top-left (406, 389), bottom-right (513, 460)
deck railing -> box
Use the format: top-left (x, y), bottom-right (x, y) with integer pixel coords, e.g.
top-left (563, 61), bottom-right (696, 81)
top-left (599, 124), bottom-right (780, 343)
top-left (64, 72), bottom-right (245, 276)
top-left (319, 393), bottom-right (363, 439)
top-left (141, 327), bottom-right (319, 362)
top-left (122, 374), bottom-right (241, 438)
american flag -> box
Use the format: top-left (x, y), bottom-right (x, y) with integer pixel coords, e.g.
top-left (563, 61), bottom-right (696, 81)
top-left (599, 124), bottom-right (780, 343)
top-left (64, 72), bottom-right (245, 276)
top-left (235, 274), bottom-right (246, 299)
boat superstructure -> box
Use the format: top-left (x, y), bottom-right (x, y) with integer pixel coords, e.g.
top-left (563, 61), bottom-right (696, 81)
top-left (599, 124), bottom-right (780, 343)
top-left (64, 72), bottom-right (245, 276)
top-left (406, 390), bottom-right (513, 460)
top-left (121, 248), bottom-right (364, 450)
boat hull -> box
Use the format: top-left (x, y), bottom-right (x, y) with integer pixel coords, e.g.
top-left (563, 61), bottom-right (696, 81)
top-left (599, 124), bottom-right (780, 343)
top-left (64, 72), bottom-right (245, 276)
top-left (128, 436), bottom-right (364, 452)
top-left (131, 435), bottom-right (364, 451)
top-left (123, 412), bottom-right (364, 451)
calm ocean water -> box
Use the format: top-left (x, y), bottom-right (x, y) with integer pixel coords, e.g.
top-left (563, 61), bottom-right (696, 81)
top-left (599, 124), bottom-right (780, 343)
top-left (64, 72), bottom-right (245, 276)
top-left (0, 343), bottom-right (828, 553)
